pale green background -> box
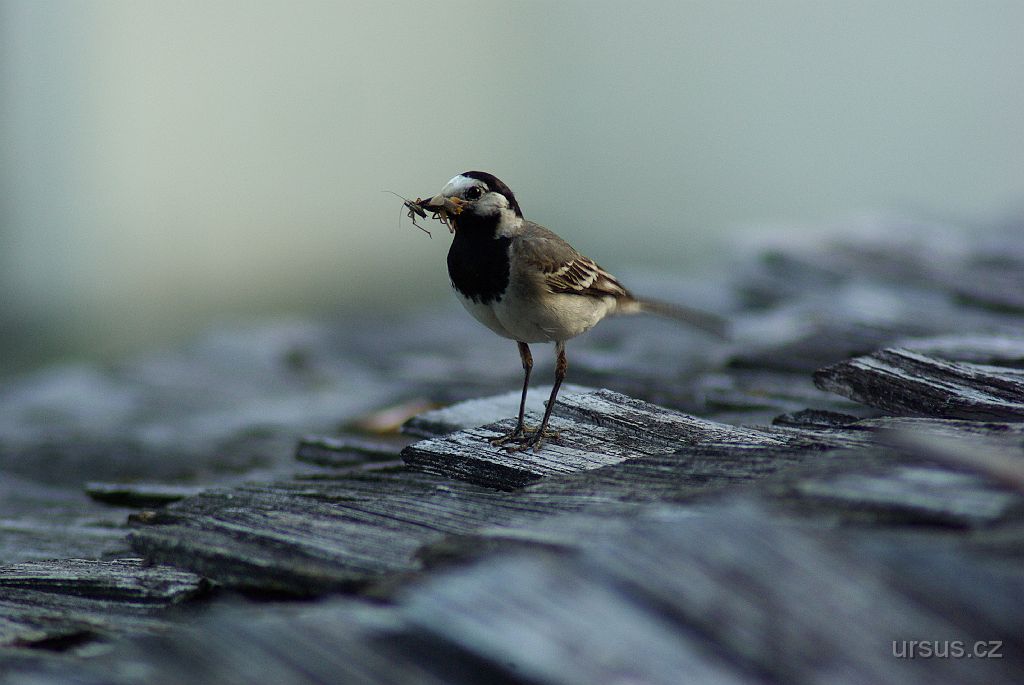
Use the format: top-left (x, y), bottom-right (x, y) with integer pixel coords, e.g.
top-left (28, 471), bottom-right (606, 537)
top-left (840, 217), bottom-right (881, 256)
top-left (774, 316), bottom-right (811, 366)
top-left (2, 1), bottom-right (1022, 372)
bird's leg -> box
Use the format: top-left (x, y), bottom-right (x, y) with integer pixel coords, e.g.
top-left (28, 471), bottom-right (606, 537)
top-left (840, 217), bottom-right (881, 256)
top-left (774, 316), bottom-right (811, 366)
top-left (491, 342), bottom-right (533, 446)
top-left (506, 341), bottom-right (566, 453)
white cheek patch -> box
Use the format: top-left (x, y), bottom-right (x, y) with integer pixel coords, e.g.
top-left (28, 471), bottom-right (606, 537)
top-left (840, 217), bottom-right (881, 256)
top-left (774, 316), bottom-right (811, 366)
top-left (475, 193), bottom-right (508, 214)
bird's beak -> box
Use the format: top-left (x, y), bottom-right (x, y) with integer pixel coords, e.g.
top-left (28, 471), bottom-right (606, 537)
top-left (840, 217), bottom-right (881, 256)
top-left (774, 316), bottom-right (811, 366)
top-left (418, 194), bottom-right (465, 213)
top-left (417, 194), bottom-right (463, 234)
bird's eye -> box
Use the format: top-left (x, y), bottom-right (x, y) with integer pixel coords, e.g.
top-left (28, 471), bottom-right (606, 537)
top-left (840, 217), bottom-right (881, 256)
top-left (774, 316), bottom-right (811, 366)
top-left (464, 186), bottom-right (483, 200)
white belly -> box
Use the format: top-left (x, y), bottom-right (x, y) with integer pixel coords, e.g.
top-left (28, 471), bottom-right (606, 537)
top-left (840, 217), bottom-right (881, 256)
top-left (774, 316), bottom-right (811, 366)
top-left (455, 291), bottom-right (516, 339)
top-left (494, 290), bottom-right (615, 343)
top-left (454, 286), bottom-right (615, 344)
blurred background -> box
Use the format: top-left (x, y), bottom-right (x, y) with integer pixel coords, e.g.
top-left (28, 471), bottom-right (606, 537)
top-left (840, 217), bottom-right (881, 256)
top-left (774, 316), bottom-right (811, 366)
top-left (2, 0), bottom-right (1023, 376)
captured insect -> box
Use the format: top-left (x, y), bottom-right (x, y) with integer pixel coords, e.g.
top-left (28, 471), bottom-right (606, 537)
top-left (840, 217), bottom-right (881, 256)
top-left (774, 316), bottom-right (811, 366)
top-left (383, 190), bottom-right (433, 238)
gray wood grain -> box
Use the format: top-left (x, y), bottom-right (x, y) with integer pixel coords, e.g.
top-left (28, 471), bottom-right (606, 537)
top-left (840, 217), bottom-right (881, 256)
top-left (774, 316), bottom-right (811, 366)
top-left (815, 347), bottom-right (1024, 420)
top-left (401, 390), bottom-right (809, 490)
top-left (0, 559), bottom-right (208, 650)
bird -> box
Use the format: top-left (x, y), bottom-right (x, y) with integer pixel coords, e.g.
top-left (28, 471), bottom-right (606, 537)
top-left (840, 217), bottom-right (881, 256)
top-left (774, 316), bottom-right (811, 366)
top-left (416, 171), bottom-right (727, 452)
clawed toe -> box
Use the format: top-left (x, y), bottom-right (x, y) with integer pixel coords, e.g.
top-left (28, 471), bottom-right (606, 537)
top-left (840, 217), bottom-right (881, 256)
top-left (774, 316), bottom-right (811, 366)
top-left (491, 425), bottom-right (560, 452)
top-left (490, 428), bottom-right (525, 447)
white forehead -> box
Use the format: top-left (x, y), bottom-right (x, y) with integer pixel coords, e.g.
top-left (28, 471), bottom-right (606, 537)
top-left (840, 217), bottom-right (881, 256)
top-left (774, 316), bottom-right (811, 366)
top-left (441, 174), bottom-right (485, 196)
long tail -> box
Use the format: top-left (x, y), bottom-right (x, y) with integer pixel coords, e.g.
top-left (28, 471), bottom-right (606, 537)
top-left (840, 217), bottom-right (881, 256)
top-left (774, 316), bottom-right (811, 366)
top-left (619, 297), bottom-right (730, 339)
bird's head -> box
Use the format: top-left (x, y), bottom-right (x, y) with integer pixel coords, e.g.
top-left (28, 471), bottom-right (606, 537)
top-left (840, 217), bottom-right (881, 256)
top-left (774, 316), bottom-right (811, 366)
top-left (418, 171), bottom-right (523, 234)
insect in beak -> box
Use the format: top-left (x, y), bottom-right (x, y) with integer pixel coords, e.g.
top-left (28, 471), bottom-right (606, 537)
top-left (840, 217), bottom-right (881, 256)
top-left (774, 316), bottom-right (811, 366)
top-left (383, 190), bottom-right (433, 238)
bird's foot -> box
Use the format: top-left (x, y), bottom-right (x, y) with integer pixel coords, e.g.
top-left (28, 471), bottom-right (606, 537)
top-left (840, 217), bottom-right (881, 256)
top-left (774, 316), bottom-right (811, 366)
top-left (491, 424), bottom-right (560, 452)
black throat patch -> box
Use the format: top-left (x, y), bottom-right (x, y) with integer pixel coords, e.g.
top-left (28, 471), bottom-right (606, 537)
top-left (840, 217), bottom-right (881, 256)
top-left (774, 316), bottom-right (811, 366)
top-left (447, 213), bottom-right (511, 305)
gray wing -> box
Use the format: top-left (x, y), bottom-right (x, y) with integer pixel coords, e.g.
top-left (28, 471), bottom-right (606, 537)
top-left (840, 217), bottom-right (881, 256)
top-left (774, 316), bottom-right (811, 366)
top-left (515, 222), bottom-right (631, 300)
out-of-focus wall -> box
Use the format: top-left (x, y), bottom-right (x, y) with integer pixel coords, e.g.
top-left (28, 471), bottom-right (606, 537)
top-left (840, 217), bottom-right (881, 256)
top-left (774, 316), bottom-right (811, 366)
top-left (2, 1), bottom-right (1023, 371)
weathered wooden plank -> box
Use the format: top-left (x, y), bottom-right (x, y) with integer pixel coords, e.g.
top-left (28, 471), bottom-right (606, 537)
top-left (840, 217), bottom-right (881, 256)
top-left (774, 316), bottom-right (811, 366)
top-left (554, 389), bottom-right (793, 446)
top-left (0, 558), bottom-right (208, 650)
top-left (814, 347), bottom-right (1024, 420)
top-left (38, 509), bottom-right (1024, 685)
top-left (84, 482), bottom-right (205, 508)
top-left (767, 413), bottom-right (1024, 453)
top-left (126, 387), bottom-right (1024, 597)
top-left (401, 414), bottom-right (679, 491)
top-left (0, 601), bottom-right (463, 685)
top-left (749, 421), bottom-right (1024, 527)
top-left (0, 558), bottom-right (206, 603)
top-left (133, 386), bottom-right (1024, 601)
top-left (406, 506), bottom-right (1023, 685)
top-left (129, 490), bottom-right (425, 593)
top-left (401, 389), bottom-right (811, 491)
top-left (838, 531), bottom-right (1024, 649)
top-left (765, 415), bottom-right (1024, 505)
top-left (863, 415), bottom-right (1024, 442)
top-left (878, 421), bottom-right (1024, 493)
top-left (588, 510), bottom-right (1023, 685)
top-left (401, 551), bottom-right (752, 685)
top-left (127, 468), bottom-right (636, 594)
top-left (149, 397), bottom-right (1024, 602)
top-left (524, 446), bottom-right (815, 504)
top-left (773, 408), bottom-right (860, 428)
top-left (793, 463), bottom-right (1020, 527)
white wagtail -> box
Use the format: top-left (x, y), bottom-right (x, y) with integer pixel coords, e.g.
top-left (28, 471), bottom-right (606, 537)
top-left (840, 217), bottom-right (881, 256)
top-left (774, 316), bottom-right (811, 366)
top-left (416, 171), bottom-right (727, 452)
